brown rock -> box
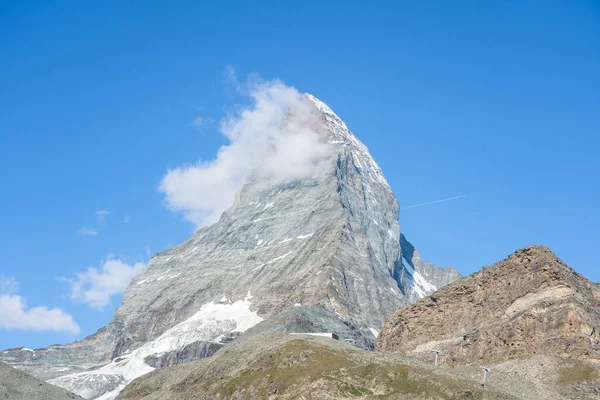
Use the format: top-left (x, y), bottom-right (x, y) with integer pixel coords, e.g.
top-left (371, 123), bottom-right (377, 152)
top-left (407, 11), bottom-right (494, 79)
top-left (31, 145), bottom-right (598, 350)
top-left (376, 246), bottom-right (600, 366)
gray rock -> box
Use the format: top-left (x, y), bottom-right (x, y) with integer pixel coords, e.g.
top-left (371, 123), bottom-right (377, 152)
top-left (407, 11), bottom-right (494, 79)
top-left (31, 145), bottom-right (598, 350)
top-left (0, 361), bottom-right (83, 400)
top-left (1, 94), bottom-right (461, 399)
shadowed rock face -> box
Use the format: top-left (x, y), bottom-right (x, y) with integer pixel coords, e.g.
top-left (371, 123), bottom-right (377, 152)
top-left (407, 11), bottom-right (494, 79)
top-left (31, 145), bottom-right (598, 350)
top-left (398, 234), bottom-right (461, 303)
top-left (0, 95), bottom-right (460, 399)
top-left (0, 362), bottom-right (83, 400)
top-left (376, 246), bottom-right (600, 366)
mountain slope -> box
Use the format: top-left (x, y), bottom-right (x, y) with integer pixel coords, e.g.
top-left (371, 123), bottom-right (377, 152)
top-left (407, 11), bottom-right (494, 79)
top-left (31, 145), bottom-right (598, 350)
top-left (0, 362), bottom-right (83, 400)
top-left (1, 94), bottom-right (459, 399)
top-left (116, 333), bottom-right (514, 400)
top-left (376, 245), bottom-right (600, 366)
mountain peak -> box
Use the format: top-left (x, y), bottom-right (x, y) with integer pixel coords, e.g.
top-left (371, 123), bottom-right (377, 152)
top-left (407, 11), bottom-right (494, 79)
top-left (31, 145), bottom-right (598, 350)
top-left (0, 94), bottom-right (461, 399)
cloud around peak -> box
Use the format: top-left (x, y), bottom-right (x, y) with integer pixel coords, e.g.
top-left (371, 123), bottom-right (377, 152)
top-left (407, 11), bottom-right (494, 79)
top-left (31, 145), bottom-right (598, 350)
top-left (159, 74), bottom-right (332, 228)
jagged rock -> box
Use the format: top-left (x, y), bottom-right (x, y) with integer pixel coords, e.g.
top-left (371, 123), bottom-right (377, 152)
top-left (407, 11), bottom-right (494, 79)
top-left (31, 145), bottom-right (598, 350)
top-left (376, 245), bottom-right (600, 366)
top-left (0, 362), bottom-right (83, 400)
top-left (1, 94), bottom-right (459, 399)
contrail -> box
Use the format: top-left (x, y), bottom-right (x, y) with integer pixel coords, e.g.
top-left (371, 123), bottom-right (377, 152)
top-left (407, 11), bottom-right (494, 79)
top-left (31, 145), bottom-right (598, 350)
top-left (401, 194), bottom-right (467, 211)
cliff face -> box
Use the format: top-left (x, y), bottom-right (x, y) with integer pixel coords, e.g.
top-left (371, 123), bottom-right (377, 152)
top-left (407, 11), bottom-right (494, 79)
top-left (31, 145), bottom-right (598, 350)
top-left (377, 246), bottom-right (600, 366)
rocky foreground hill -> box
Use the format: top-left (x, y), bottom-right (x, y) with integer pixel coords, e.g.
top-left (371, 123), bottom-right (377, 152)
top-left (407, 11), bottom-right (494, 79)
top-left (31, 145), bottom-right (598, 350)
top-left (0, 94), bottom-right (459, 399)
top-left (0, 362), bottom-right (83, 400)
top-left (376, 245), bottom-right (600, 365)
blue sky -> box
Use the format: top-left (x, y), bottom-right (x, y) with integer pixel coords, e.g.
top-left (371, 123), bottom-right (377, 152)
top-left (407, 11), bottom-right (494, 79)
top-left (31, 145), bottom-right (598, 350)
top-left (0, 0), bottom-right (598, 349)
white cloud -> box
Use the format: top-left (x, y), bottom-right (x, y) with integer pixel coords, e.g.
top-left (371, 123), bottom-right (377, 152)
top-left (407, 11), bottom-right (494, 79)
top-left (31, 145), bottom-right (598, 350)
top-left (160, 73), bottom-right (332, 228)
top-left (96, 210), bottom-right (111, 223)
top-left (0, 277), bottom-right (80, 334)
top-left (65, 258), bottom-right (146, 311)
top-left (76, 227), bottom-right (98, 236)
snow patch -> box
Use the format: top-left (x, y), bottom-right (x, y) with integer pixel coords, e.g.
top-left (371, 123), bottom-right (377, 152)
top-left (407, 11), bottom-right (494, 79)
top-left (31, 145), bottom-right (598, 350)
top-left (369, 327), bottom-right (379, 338)
top-left (251, 251), bottom-right (294, 272)
top-left (413, 271), bottom-right (437, 295)
top-left (296, 233), bottom-right (314, 239)
top-left (402, 258), bottom-right (437, 299)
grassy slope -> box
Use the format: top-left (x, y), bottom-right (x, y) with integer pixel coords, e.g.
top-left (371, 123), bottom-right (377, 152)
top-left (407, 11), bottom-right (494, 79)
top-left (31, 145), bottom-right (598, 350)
top-left (118, 333), bottom-right (515, 400)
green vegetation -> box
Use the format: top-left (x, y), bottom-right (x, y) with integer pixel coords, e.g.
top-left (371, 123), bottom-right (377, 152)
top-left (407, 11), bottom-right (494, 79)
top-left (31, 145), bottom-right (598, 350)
top-left (558, 362), bottom-right (599, 385)
top-left (196, 340), bottom-right (509, 399)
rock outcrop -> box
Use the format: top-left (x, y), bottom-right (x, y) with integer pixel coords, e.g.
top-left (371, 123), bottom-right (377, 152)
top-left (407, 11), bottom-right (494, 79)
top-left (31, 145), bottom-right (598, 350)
top-left (0, 362), bottom-right (83, 400)
top-left (1, 94), bottom-right (460, 399)
top-left (376, 246), bottom-right (600, 366)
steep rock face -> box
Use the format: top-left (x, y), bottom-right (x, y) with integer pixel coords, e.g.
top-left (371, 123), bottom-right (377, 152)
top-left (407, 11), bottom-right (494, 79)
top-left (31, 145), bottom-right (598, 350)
top-left (1, 95), bottom-right (460, 399)
top-left (376, 246), bottom-right (600, 366)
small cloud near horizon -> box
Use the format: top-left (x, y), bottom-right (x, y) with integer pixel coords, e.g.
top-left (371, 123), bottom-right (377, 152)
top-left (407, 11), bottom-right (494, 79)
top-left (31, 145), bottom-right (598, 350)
top-left (0, 276), bottom-right (80, 334)
top-left (76, 227), bottom-right (98, 236)
top-left (96, 210), bottom-right (111, 223)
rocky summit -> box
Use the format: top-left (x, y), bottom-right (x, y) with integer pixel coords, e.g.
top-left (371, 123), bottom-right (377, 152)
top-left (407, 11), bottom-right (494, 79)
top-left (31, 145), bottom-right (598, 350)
top-left (0, 94), bottom-right (459, 399)
top-left (376, 245), bottom-right (600, 366)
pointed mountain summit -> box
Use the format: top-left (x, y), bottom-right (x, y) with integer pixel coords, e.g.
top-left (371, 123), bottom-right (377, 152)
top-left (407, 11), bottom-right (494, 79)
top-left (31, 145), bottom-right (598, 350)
top-left (1, 94), bottom-right (459, 399)
top-left (376, 245), bottom-right (600, 366)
